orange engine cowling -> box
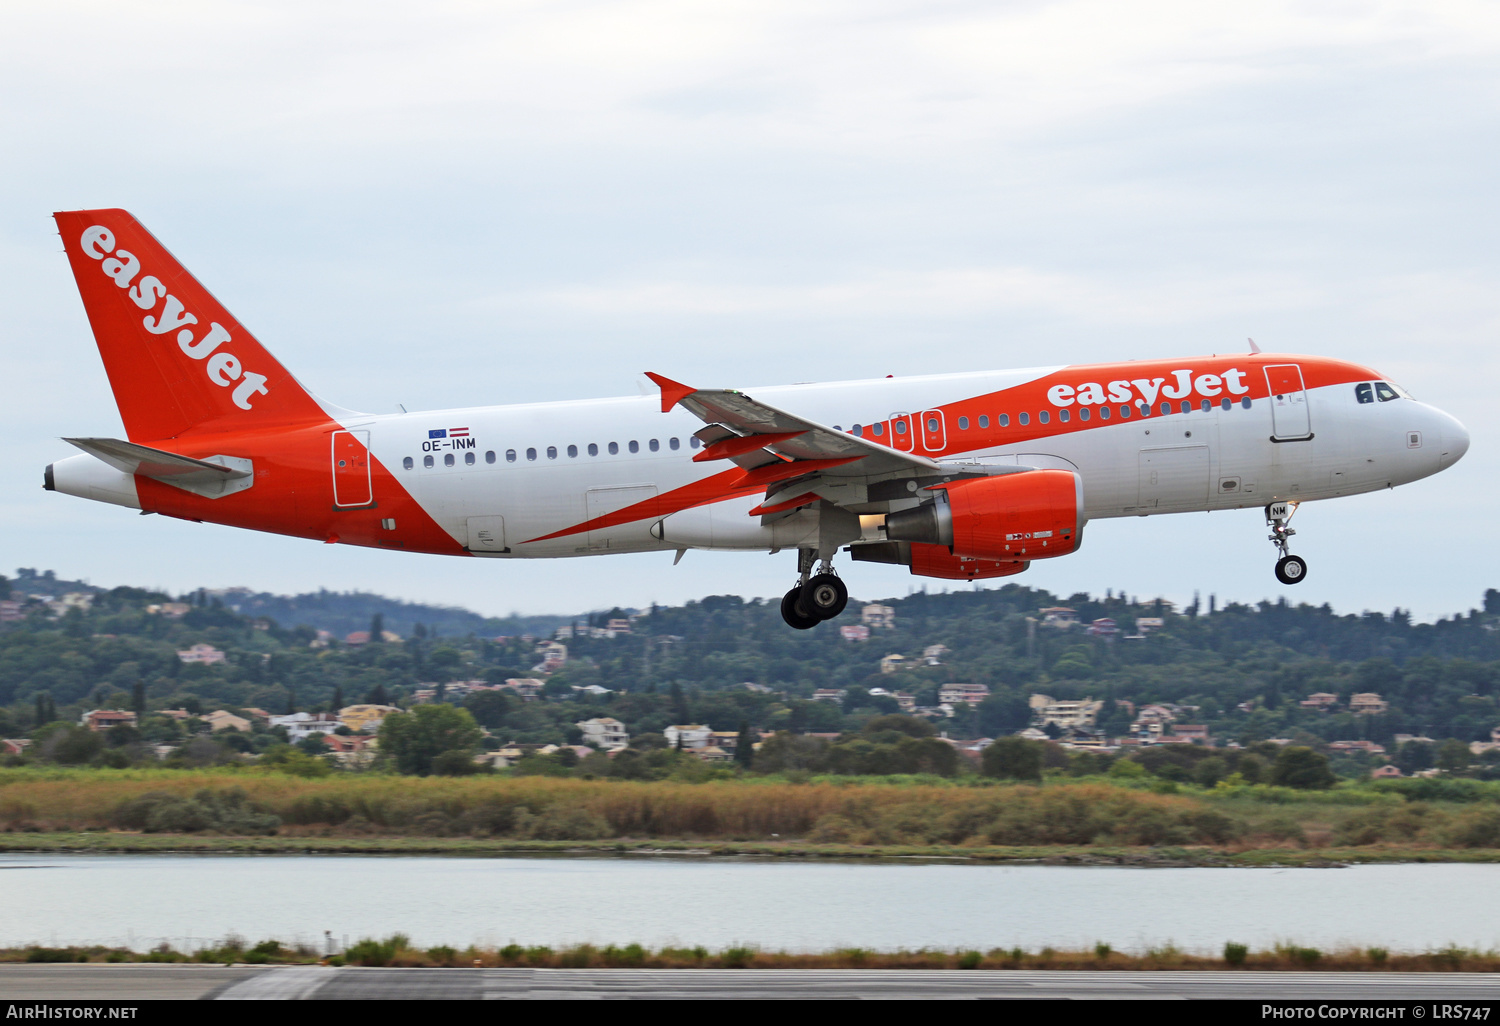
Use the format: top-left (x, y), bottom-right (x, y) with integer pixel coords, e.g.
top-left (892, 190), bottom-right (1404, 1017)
top-left (931, 469), bottom-right (1084, 561)
top-left (884, 469), bottom-right (1084, 562)
top-left (908, 543), bottom-right (1029, 581)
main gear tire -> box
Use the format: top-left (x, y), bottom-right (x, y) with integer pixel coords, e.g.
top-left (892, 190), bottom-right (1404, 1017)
top-left (780, 586), bottom-right (821, 629)
top-left (1275, 555), bottom-right (1308, 585)
top-left (802, 573), bottom-right (849, 620)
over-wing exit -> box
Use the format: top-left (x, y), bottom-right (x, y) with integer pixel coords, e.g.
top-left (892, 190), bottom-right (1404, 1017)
top-left (45, 209), bottom-right (1470, 629)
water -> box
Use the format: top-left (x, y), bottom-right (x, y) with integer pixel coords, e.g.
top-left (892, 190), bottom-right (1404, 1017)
top-left (2, 854), bottom-right (1497, 954)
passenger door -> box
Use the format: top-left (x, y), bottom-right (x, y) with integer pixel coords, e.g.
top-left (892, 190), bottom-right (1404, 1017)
top-left (1264, 364), bottom-right (1312, 440)
top-left (331, 430), bottom-right (372, 507)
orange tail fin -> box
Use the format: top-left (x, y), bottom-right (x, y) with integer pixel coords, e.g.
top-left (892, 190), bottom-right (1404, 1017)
top-left (54, 209), bottom-right (330, 441)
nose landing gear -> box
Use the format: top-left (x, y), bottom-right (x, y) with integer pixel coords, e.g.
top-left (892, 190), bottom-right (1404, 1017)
top-left (1267, 501), bottom-right (1307, 585)
top-left (780, 549), bottom-right (849, 629)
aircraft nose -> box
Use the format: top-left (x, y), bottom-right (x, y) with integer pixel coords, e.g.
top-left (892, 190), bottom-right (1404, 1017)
top-left (1440, 410), bottom-right (1470, 467)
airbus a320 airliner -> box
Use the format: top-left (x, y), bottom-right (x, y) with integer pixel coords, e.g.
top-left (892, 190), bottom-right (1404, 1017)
top-left (45, 210), bottom-right (1469, 629)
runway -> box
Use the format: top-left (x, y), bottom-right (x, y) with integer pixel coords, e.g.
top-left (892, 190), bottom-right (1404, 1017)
top-left (3, 965), bottom-right (1500, 1000)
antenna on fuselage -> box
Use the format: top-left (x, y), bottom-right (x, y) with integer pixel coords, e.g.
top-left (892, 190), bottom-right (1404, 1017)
top-left (1247, 338), bottom-right (1262, 354)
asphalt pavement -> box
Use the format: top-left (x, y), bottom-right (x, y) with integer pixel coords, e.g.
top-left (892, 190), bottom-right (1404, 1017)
top-left (4, 965), bottom-right (1500, 1000)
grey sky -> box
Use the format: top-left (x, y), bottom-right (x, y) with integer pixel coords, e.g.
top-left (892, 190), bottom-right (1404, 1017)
top-left (2, 1), bottom-right (1495, 621)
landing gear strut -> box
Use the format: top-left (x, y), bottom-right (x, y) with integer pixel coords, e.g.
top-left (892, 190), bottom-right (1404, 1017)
top-left (780, 550), bottom-right (848, 629)
top-left (1267, 501), bottom-right (1307, 585)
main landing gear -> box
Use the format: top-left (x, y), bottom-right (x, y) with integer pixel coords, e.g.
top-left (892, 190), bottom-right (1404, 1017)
top-left (1267, 501), bottom-right (1307, 585)
top-left (780, 549), bottom-right (849, 629)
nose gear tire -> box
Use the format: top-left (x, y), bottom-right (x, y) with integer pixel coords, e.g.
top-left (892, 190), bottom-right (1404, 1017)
top-left (781, 586), bottom-right (821, 629)
top-left (1275, 555), bottom-right (1307, 585)
top-left (803, 573), bottom-right (848, 620)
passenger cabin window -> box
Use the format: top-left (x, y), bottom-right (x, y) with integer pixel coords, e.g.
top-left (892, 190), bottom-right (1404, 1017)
top-left (546, 446), bottom-right (557, 460)
top-left (1038, 411), bottom-right (1049, 424)
top-left (1079, 408), bottom-right (1091, 421)
top-left (1241, 397), bottom-right (1252, 409)
top-left (1058, 410), bottom-right (1070, 423)
top-left (1160, 402), bottom-right (1171, 416)
top-left (1221, 398), bottom-right (1232, 411)
top-left (689, 437), bottom-right (701, 449)
top-left (526, 448), bottom-right (537, 461)
top-left (1201, 399), bottom-right (1211, 412)
top-left (669, 437), bottom-right (680, 450)
top-left (649, 439), bottom-right (660, 452)
top-left (485, 450), bottom-right (496, 464)
top-left (568, 444), bottom-right (578, 458)
top-left (852, 425), bottom-right (863, 436)
top-left (978, 415), bottom-right (989, 428)
top-left (1374, 381), bottom-right (1400, 402)
top-left (999, 414), bottom-right (1010, 427)
top-left (423, 455), bottom-right (434, 468)
top-left (1098, 406), bottom-right (1109, 420)
top-left (588, 443), bottom-right (599, 456)
top-left (1181, 401), bottom-right (1191, 414)
top-left (608, 442), bottom-right (619, 455)
top-left (506, 449), bottom-right (517, 462)
top-left (444, 453), bottom-right (455, 467)
top-left (872, 423), bottom-right (884, 436)
top-left (1118, 405), bottom-right (1129, 418)
top-left (465, 451), bottom-right (475, 465)
top-left (403, 456), bottom-right (413, 470)
top-left (1018, 412), bottom-right (1029, 426)
top-left (628, 440), bottom-right (640, 453)
top-left (894, 421), bottom-right (907, 435)
top-left (957, 416), bottom-right (969, 430)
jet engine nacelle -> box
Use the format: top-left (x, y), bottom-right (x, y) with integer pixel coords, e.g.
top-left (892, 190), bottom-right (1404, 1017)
top-left (884, 469), bottom-right (1084, 561)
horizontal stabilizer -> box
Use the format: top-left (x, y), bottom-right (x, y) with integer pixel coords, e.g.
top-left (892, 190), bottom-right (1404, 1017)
top-left (63, 437), bottom-right (253, 499)
top-left (65, 437), bottom-right (239, 477)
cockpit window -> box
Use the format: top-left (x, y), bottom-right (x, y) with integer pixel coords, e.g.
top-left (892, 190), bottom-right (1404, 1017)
top-left (1355, 383), bottom-right (1373, 404)
top-left (1374, 381), bottom-right (1400, 402)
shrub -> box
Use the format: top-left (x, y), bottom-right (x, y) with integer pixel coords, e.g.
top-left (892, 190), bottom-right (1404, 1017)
top-left (1223, 942), bottom-right (1248, 967)
top-left (958, 950), bottom-right (982, 969)
top-left (427, 946), bottom-right (458, 966)
top-left (113, 788), bottom-right (280, 835)
top-left (1367, 947), bottom-right (1388, 966)
top-left (25, 947), bottom-right (79, 963)
top-left (1094, 942), bottom-right (1112, 961)
top-left (721, 946), bottom-right (755, 969)
top-left (345, 935), bottom-right (408, 967)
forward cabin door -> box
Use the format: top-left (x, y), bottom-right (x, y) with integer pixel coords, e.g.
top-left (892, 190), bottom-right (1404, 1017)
top-left (331, 430), bottom-right (372, 507)
top-left (1264, 364), bottom-right (1312, 440)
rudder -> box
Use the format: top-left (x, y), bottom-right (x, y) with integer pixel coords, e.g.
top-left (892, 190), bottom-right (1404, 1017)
top-left (54, 209), bottom-right (329, 441)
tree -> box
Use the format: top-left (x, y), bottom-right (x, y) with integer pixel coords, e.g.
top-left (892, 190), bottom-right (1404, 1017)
top-left (365, 684), bottom-right (389, 706)
top-left (1269, 746), bottom-right (1337, 790)
top-left (464, 690), bottom-right (512, 728)
top-left (331, 685), bottom-right (344, 713)
top-left (734, 720), bottom-right (754, 768)
top-left (981, 737), bottom-right (1043, 782)
top-left (131, 680), bottom-right (146, 718)
top-left (369, 613), bottom-right (384, 643)
top-left (378, 704), bottom-right (483, 775)
top-left (1436, 738), bottom-right (1473, 772)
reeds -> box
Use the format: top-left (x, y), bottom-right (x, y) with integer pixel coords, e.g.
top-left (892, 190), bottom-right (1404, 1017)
top-left (8, 938), bottom-right (1500, 972)
top-left (4, 769), bottom-right (1500, 852)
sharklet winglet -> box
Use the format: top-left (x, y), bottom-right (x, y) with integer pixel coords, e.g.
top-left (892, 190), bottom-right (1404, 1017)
top-left (645, 372), bottom-right (695, 413)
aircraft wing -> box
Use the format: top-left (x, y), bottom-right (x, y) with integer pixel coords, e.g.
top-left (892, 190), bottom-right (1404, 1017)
top-left (645, 372), bottom-right (941, 481)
